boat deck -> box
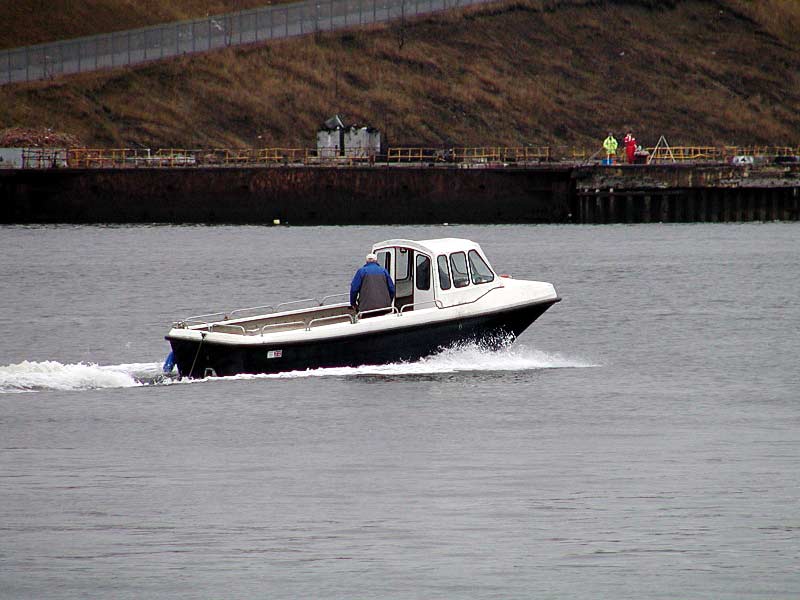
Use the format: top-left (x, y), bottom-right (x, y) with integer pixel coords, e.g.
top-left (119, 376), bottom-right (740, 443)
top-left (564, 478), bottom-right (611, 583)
top-left (181, 302), bottom-right (357, 336)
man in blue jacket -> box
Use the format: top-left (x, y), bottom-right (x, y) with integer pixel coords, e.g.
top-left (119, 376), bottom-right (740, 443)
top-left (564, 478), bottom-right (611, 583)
top-left (350, 253), bottom-right (395, 314)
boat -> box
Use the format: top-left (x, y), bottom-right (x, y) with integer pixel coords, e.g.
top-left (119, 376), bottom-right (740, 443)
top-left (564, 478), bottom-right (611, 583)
top-left (165, 238), bottom-right (560, 378)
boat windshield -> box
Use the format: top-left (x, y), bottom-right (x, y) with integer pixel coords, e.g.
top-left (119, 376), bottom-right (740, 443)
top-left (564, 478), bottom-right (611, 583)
top-left (468, 250), bottom-right (495, 284)
top-left (449, 252), bottom-right (470, 288)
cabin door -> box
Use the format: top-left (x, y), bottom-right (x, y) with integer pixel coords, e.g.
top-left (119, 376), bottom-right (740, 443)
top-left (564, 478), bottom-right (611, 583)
top-left (393, 247), bottom-right (413, 310)
top-left (412, 252), bottom-right (434, 310)
top-left (376, 247), bottom-right (397, 306)
top-left (377, 247), bottom-right (434, 311)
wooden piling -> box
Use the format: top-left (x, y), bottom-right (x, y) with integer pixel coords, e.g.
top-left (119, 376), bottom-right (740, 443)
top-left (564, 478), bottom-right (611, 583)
top-left (769, 189), bottom-right (778, 221)
top-left (608, 193), bottom-right (616, 223)
top-left (699, 190), bottom-right (708, 222)
top-left (710, 189), bottom-right (719, 222)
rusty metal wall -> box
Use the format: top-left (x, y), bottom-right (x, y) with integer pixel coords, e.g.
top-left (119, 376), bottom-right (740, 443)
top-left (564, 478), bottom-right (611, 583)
top-left (0, 166), bottom-right (574, 224)
top-left (4, 164), bottom-right (796, 224)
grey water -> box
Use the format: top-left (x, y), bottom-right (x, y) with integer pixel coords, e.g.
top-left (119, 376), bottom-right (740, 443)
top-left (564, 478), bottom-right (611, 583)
top-left (0, 223), bottom-right (798, 599)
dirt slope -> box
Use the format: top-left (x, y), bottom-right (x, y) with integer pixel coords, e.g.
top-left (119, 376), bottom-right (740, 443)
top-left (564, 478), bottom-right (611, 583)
top-left (1, 0), bottom-right (799, 151)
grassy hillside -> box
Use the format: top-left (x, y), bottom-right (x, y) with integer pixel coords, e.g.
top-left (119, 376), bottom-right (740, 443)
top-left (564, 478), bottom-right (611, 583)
top-left (1, 0), bottom-right (799, 152)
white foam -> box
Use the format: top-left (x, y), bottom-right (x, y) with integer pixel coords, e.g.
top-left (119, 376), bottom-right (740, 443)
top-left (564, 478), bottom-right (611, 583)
top-left (0, 360), bottom-right (163, 394)
top-left (0, 346), bottom-right (596, 393)
top-left (179, 342), bottom-right (597, 384)
top-left (267, 344), bottom-right (595, 379)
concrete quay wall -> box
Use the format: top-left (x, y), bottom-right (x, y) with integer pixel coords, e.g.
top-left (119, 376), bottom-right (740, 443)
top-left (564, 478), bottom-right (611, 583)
top-left (1, 163), bottom-right (798, 224)
top-left (575, 187), bottom-right (799, 223)
top-left (572, 164), bottom-right (800, 223)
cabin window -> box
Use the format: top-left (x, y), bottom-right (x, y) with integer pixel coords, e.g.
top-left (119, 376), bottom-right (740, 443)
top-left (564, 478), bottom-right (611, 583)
top-left (437, 255), bottom-right (451, 290)
top-left (468, 250), bottom-right (495, 284)
top-left (416, 254), bottom-right (431, 291)
top-left (377, 250), bottom-right (391, 274)
top-left (449, 252), bottom-right (470, 288)
top-left (396, 248), bottom-right (411, 282)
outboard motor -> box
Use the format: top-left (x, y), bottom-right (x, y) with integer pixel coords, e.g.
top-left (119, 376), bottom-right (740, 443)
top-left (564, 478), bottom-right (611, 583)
top-left (162, 351), bottom-right (176, 374)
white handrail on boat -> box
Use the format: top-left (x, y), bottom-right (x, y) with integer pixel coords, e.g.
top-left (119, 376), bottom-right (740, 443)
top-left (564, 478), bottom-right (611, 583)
top-left (182, 311), bottom-right (229, 324)
top-left (174, 286), bottom-right (508, 331)
top-left (210, 323), bottom-right (247, 334)
top-left (399, 300), bottom-right (444, 313)
top-left (275, 298), bottom-right (318, 312)
top-left (307, 314), bottom-right (356, 329)
top-left (320, 293), bottom-right (349, 305)
top-left (177, 295), bottom-right (351, 327)
top-left (260, 320), bottom-right (307, 335)
top-left (229, 304), bottom-right (276, 318)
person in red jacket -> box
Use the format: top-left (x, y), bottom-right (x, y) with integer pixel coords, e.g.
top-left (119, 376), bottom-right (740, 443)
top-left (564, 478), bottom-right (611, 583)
top-left (624, 131), bottom-right (637, 164)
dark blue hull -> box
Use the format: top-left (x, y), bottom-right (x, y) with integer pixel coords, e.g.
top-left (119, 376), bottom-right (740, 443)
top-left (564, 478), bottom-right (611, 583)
top-left (167, 299), bottom-right (559, 378)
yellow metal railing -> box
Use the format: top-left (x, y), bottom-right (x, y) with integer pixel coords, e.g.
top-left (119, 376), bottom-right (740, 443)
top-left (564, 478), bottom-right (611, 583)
top-left (256, 148), bottom-right (313, 163)
top-left (452, 147), bottom-right (501, 162)
top-left (52, 144), bottom-right (800, 169)
top-left (676, 146), bottom-right (719, 160)
top-left (387, 148), bottom-right (437, 162)
top-left (725, 146), bottom-right (797, 157)
top-left (602, 145), bottom-right (800, 164)
top-left (153, 149), bottom-right (197, 166)
top-left (68, 148), bottom-right (200, 167)
top-left (567, 148), bottom-right (591, 160)
top-left (499, 146), bottom-right (551, 162)
top-left (385, 147), bottom-right (551, 163)
top-left (644, 146), bottom-right (721, 163)
top-left (222, 148), bottom-right (255, 163)
top-left (68, 148), bottom-right (136, 168)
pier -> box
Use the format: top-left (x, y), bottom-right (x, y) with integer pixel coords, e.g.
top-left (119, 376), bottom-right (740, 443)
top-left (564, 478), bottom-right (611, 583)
top-left (572, 164), bottom-right (800, 223)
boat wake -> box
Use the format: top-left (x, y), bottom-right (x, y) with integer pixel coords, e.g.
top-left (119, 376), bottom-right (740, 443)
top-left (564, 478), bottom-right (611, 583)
top-left (0, 345), bottom-right (596, 394)
top-left (255, 343), bottom-right (596, 380)
top-left (0, 360), bottom-right (165, 394)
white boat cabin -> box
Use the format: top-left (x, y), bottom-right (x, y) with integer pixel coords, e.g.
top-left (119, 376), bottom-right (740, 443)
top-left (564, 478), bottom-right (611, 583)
top-left (372, 238), bottom-right (500, 311)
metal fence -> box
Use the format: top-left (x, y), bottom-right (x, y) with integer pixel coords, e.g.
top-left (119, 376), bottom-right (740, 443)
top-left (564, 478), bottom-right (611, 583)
top-left (1, 0), bottom-right (496, 85)
top-left (61, 146), bottom-right (553, 168)
top-left (8, 145), bottom-right (798, 170)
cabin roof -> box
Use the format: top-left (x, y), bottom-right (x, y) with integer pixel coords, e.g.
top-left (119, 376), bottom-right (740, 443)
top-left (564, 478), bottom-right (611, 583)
top-left (372, 237), bottom-right (486, 257)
